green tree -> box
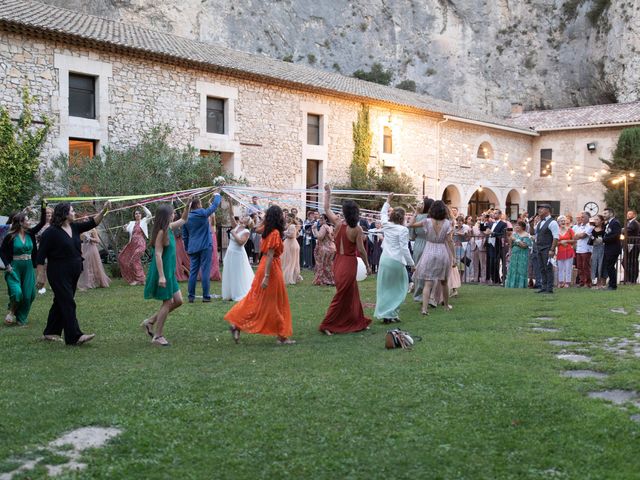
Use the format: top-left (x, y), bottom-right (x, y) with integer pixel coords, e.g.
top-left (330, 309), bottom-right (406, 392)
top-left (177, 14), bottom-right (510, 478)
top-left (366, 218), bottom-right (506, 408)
top-left (351, 105), bottom-right (373, 189)
top-left (42, 125), bottom-right (241, 250)
top-left (601, 127), bottom-right (640, 215)
top-left (0, 88), bottom-right (51, 214)
top-left (352, 63), bottom-right (394, 86)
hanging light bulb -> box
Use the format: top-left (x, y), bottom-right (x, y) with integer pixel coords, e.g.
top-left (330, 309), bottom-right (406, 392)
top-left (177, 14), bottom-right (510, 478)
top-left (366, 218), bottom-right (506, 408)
top-left (478, 185), bottom-right (484, 192)
top-left (523, 186), bottom-right (527, 193)
top-left (566, 185), bottom-right (572, 191)
top-left (527, 172), bottom-right (532, 177)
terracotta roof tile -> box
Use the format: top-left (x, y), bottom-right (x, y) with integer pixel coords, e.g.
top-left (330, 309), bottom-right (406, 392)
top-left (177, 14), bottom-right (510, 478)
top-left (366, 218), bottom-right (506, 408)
top-left (511, 101), bottom-right (640, 130)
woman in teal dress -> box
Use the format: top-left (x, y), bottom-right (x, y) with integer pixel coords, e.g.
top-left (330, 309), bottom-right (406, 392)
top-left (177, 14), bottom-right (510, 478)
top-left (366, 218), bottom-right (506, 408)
top-left (505, 220), bottom-right (532, 289)
top-left (142, 197), bottom-right (194, 346)
top-left (0, 205), bottom-right (46, 325)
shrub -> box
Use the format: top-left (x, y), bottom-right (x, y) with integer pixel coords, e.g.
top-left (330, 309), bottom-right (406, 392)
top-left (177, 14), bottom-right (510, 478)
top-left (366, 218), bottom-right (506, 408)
top-left (307, 54), bottom-right (317, 65)
top-left (0, 88), bottom-right (51, 214)
top-left (42, 125), bottom-right (240, 250)
top-left (587, 0), bottom-right (611, 25)
top-left (396, 80), bottom-right (417, 92)
top-left (353, 63), bottom-right (394, 86)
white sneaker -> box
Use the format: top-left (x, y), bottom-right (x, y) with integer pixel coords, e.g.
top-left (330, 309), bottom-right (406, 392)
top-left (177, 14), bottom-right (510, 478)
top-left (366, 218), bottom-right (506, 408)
top-left (4, 312), bottom-right (16, 325)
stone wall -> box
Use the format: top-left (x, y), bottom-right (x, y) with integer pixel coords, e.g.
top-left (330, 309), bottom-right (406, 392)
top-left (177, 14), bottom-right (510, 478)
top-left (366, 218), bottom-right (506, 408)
top-left (0, 28), bottom-right (628, 217)
top-left (530, 127), bottom-right (622, 217)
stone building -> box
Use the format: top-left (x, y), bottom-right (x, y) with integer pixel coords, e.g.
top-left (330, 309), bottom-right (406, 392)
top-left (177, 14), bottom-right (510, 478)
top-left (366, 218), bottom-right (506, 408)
top-left (1, 0), bottom-right (639, 219)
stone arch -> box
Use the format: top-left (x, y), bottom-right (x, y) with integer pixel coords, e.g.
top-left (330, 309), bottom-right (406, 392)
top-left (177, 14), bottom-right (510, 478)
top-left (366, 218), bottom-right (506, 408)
top-left (472, 134), bottom-right (497, 162)
top-left (441, 184), bottom-right (462, 212)
top-left (466, 186), bottom-right (499, 218)
top-left (506, 189), bottom-right (522, 220)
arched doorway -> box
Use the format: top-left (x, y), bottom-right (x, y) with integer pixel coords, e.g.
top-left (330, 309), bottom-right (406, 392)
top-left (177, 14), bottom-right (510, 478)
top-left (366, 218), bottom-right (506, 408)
top-left (506, 189), bottom-right (521, 221)
top-left (441, 185), bottom-right (462, 213)
top-left (467, 187), bottom-right (499, 218)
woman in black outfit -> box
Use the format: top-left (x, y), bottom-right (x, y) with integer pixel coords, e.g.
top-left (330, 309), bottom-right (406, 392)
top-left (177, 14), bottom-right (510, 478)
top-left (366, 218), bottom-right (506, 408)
top-left (36, 201), bottom-right (110, 345)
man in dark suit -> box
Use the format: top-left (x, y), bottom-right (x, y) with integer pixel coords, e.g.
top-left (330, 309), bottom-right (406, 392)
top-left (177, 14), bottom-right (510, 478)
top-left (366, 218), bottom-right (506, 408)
top-left (602, 207), bottom-right (622, 290)
top-left (624, 210), bottom-right (640, 284)
top-left (534, 204), bottom-right (559, 294)
top-left (486, 209), bottom-right (507, 284)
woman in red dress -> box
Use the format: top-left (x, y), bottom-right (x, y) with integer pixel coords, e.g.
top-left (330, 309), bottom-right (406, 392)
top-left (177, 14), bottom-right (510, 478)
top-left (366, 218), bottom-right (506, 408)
top-left (173, 224), bottom-right (190, 282)
top-left (224, 205), bottom-right (295, 345)
top-left (318, 185), bottom-right (372, 335)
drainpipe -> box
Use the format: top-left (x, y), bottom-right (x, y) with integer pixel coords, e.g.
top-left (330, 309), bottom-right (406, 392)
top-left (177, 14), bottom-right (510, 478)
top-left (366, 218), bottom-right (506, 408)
top-left (435, 117), bottom-right (449, 198)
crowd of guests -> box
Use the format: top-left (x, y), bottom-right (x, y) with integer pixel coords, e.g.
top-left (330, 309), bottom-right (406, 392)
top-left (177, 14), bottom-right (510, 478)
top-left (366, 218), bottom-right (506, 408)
top-left (447, 205), bottom-right (633, 292)
top-left (1, 188), bottom-right (638, 346)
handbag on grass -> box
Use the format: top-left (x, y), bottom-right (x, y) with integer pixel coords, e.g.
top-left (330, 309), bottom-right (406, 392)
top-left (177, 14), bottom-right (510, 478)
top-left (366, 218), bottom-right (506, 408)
top-left (385, 329), bottom-right (421, 349)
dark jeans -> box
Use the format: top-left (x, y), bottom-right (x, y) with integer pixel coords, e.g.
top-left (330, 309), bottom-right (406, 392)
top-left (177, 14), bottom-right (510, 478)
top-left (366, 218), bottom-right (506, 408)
top-left (603, 252), bottom-right (620, 289)
top-left (537, 246), bottom-right (554, 292)
top-left (188, 247), bottom-right (212, 299)
top-left (43, 259), bottom-right (84, 344)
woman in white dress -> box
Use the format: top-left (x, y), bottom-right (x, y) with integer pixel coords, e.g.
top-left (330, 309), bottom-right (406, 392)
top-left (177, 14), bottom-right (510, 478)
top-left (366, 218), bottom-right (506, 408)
top-left (222, 207), bottom-right (255, 301)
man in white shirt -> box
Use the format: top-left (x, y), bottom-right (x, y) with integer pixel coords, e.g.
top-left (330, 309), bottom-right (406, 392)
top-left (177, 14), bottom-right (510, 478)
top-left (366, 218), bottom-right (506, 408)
top-left (572, 211), bottom-right (594, 287)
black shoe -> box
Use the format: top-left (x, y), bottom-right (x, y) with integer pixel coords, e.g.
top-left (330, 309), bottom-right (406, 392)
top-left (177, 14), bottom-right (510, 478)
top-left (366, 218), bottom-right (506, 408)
top-left (202, 297), bottom-right (212, 303)
top-left (542, 290), bottom-right (553, 294)
top-left (536, 289), bottom-right (546, 293)
top-left (188, 297), bottom-right (195, 303)
top-left (382, 318), bottom-right (392, 324)
top-left (607, 286), bottom-right (617, 290)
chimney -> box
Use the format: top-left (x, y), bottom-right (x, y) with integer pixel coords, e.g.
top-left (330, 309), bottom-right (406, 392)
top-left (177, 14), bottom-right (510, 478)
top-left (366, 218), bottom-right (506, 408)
top-left (510, 102), bottom-right (524, 118)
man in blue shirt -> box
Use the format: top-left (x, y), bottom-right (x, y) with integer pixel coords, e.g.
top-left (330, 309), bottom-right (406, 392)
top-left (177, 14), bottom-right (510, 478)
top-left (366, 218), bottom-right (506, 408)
top-left (183, 192), bottom-right (222, 302)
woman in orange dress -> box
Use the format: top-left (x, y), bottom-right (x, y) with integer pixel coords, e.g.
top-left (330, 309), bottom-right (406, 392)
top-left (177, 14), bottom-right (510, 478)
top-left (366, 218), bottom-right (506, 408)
top-left (224, 205), bottom-right (295, 345)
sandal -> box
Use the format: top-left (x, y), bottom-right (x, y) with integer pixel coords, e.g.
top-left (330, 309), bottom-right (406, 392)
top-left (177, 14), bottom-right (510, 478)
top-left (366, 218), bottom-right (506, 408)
top-left (152, 336), bottom-right (170, 346)
top-left (421, 310), bottom-right (429, 316)
top-left (230, 325), bottom-right (240, 344)
top-left (444, 304), bottom-right (453, 311)
top-left (140, 319), bottom-right (154, 338)
top-left (277, 338), bottom-right (296, 345)
top-left (4, 312), bottom-right (16, 326)
top-left (322, 329), bottom-right (333, 336)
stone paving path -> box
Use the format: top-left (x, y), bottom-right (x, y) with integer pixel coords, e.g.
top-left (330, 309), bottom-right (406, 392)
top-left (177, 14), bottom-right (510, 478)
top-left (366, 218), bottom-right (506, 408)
top-left (0, 427), bottom-right (122, 479)
top-left (533, 314), bottom-right (640, 425)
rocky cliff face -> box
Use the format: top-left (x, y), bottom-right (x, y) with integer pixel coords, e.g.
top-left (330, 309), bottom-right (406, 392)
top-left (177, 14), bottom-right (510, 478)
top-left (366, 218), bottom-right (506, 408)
top-left (41, 0), bottom-right (639, 116)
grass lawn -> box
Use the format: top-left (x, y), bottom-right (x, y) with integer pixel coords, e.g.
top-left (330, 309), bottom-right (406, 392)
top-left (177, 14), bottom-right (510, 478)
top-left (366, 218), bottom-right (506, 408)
top-left (1, 275), bottom-right (640, 479)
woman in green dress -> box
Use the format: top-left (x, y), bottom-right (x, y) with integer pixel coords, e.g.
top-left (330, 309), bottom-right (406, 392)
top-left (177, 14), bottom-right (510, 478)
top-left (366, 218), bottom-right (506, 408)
top-left (505, 220), bottom-right (532, 289)
top-left (0, 204), bottom-right (46, 325)
top-left (142, 197), bottom-right (193, 346)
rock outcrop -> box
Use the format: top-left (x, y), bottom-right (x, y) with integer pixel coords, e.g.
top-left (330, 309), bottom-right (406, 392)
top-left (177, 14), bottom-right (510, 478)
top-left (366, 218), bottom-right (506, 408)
top-left (40, 0), bottom-right (639, 116)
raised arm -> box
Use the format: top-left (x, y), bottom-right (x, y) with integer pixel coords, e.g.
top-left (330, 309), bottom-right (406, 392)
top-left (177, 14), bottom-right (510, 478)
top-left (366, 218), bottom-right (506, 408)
top-left (141, 204), bottom-right (152, 219)
top-left (204, 192), bottom-right (222, 217)
top-left (171, 195), bottom-right (194, 230)
top-left (323, 184), bottom-right (340, 226)
top-left (380, 193), bottom-right (393, 225)
top-left (92, 201), bottom-right (111, 227)
top-left (28, 200), bottom-right (47, 235)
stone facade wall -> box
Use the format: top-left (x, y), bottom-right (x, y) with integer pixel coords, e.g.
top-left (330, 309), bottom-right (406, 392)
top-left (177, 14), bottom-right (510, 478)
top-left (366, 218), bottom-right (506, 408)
top-left (0, 29), bottom-right (631, 218)
top-left (530, 127), bottom-right (622, 217)
top-left (437, 121), bottom-right (533, 214)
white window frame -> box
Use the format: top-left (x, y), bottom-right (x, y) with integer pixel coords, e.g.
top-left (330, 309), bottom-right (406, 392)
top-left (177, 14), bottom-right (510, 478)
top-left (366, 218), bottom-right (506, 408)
top-left (54, 54), bottom-right (112, 155)
top-left (195, 81), bottom-right (240, 177)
